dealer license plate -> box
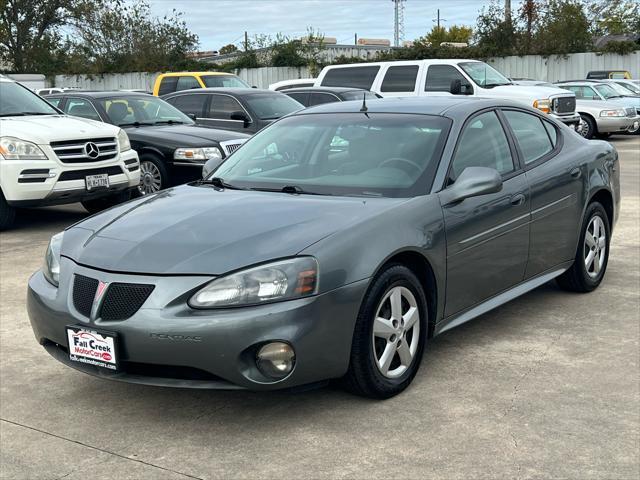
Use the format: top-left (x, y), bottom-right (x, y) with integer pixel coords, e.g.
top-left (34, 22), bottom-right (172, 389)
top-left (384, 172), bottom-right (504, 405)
top-left (66, 326), bottom-right (118, 371)
top-left (85, 174), bottom-right (109, 191)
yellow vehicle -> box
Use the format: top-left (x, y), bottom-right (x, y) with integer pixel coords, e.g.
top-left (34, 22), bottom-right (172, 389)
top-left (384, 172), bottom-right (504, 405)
top-left (152, 72), bottom-right (250, 96)
top-left (586, 70), bottom-right (632, 80)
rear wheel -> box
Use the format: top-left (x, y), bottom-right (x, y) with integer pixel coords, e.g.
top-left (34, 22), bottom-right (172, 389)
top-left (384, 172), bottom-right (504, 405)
top-left (579, 114), bottom-right (596, 140)
top-left (557, 202), bottom-right (610, 292)
top-left (81, 190), bottom-right (131, 214)
top-left (138, 154), bottom-right (167, 195)
top-left (343, 264), bottom-right (427, 399)
top-left (0, 190), bottom-right (16, 231)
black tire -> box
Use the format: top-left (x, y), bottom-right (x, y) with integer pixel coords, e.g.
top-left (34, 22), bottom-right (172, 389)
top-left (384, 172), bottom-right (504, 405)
top-left (0, 190), bottom-right (16, 231)
top-left (557, 202), bottom-right (610, 292)
top-left (596, 132), bottom-right (612, 139)
top-left (580, 114), bottom-right (596, 140)
top-left (138, 154), bottom-right (168, 196)
top-left (81, 189), bottom-right (131, 214)
top-left (343, 264), bottom-right (428, 399)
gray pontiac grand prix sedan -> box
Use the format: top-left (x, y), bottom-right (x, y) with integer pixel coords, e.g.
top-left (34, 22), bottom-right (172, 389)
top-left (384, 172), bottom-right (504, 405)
top-left (28, 97), bottom-right (620, 398)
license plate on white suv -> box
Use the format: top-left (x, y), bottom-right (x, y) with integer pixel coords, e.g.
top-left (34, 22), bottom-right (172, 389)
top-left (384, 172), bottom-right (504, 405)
top-left (66, 326), bottom-right (118, 370)
top-left (85, 174), bottom-right (109, 191)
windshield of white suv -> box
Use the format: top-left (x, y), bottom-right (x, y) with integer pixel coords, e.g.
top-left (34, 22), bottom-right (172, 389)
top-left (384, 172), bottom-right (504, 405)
top-left (593, 84), bottom-right (622, 99)
top-left (97, 95), bottom-right (193, 126)
top-left (212, 113), bottom-right (451, 198)
top-left (459, 62), bottom-right (512, 88)
top-left (202, 75), bottom-right (250, 88)
top-left (0, 81), bottom-right (58, 116)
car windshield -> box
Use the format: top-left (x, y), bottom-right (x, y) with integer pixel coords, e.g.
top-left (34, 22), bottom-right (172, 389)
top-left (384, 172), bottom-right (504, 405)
top-left (97, 96), bottom-right (193, 126)
top-left (608, 82), bottom-right (637, 96)
top-left (245, 93), bottom-right (303, 120)
top-left (459, 62), bottom-right (512, 88)
top-left (619, 82), bottom-right (640, 94)
top-left (340, 91), bottom-right (380, 101)
top-left (213, 113), bottom-right (451, 198)
top-left (0, 81), bottom-right (58, 116)
top-left (202, 75), bottom-right (250, 88)
top-left (592, 84), bottom-right (622, 99)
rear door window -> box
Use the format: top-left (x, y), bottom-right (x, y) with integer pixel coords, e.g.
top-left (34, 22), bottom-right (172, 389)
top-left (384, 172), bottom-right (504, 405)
top-left (209, 94), bottom-right (245, 120)
top-left (503, 110), bottom-right (554, 164)
top-left (285, 92), bottom-right (309, 106)
top-left (158, 76), bottom-right (178, 95)
top-left (381, 65), bottom-right (419, 92)
top-left (321, 66), bottom-right (380, 89)
top-left (166, 94), bottom-right (207, 117)
top-left (176, 76), bottom-right (201, 92)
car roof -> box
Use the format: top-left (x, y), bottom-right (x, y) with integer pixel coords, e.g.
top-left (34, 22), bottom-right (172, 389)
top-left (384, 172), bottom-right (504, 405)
top-left (283, 86), bottom-right (369, 94)
top-left (292, 96), bottom-right (526, 117)
top-left (157, 72), bottom-right (234, 78)
top-left (165, 88), bottom-right (278, 96)
top-left (45, 91), bottom-right (151, 99)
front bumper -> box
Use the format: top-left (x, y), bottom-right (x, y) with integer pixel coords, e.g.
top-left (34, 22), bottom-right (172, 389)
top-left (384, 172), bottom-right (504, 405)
top-left (596, 115), bottom-right (638, 133)
top-left (1, 150), bottom-right (140, 207)
top-left (27, 259), bottom-right (367, 390)
top-left (549, 112), bottom-right (581, 127)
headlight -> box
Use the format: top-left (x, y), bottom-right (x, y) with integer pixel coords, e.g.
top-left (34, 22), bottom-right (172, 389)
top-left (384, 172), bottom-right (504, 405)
top-left (189, 257), bottom-right (318, 308)
top-left (600, 109), bottom-right (626, 117)
top-left (174, 147), bottom-right (222, 162)
top-left (43, 232), bottom-right (64, 287)
top-left (117, 129), bottom-right (131, 152)
top-left (0, 137), bottom-right (47, 160)
top-left (533, 99), bottom-right (551, 114)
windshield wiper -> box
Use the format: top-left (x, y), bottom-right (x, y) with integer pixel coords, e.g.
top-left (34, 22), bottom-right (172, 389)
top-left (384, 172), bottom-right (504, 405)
top-left (0, 112), bottom-right (55, 117)
top-left (119, 121), bottom-right (153, 127)
top-left (152, 120), bottom-right (185, 125)
top-left (248, 185), bottom-right (331, 196)
top-left (198, 176), bottom-right (248, 190)
top-left (484, 83), bottom-right (510, 88)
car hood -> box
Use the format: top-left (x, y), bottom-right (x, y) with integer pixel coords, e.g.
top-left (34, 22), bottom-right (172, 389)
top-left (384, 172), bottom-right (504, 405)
top-left (605, 97), bottom-right (640, 108)
top-left (488, 84), bottom-right (575, 100)
top-left (0, 115), bottom-right (119, 144)
top-left (62, 185), bottom-right (407, 275)
top-left (123, 124), bottom-right (250, 145)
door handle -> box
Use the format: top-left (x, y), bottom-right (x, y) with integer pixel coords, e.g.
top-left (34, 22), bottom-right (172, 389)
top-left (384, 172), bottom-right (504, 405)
top-left (510, 193), bottom-right (526, 206)
top-left (570, 167), bottom-right (582, 178)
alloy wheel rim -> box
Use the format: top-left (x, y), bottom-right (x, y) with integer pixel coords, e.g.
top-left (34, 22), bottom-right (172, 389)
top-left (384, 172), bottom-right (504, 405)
top-left (372, 286), bottom-right (420, 379)
top-left (580, 121), bottom-right (590, 138)
top-left (584, 215), bottom-right (606, 278)
top-left (138, 161), bottom-right (162, 195)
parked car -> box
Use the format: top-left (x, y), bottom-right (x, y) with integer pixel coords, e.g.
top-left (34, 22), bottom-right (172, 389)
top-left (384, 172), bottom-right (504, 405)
top-left (315, 59), bottom-right (582, 130)
top-left (586, 70), bottom-right (632, 80)
top-left (0, 77), bottom-right (139, 229)
top-left (28, 96), bottom-right (619, 398)
top-left (555, 81), bottom-right (640, 136)
top-left (609, 79), bottom-right (640, 95)
top-left (45, 91), bottom-right (249, 194)
top-left (152, 72), bottom-right (250, 96)
top-left (162, 88), bottom-right (303, 135)
top-left (268, 78), bottom-right (316, 91)
top-left (283, 86), bottom-right (381, 107)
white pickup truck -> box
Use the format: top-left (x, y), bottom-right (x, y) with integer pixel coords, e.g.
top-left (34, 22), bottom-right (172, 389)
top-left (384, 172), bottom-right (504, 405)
top-left (315, 59), bottom-right (581, 129)
top-left (0, 76), bottom-right (140, 230)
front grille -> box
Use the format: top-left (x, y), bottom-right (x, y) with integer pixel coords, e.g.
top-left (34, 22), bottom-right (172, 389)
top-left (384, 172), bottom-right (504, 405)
top-left (625, 107), bottom-right (636, 118)
top-left (51, 137), bottom-right (117, 163)
top-left (220, 139), bottom-right (247, 157)
top-left (73, 274), bottom-right (99, 317)
top-left (552, 96), bottom-right (576, 115)
top-left (99, 283), bottom-right (155, 321)
top-left (58, 166), bottom-right (123, 182)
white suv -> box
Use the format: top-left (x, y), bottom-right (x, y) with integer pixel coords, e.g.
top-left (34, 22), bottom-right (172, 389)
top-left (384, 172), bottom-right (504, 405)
top-left (0, 77), bottom-right (140, 229)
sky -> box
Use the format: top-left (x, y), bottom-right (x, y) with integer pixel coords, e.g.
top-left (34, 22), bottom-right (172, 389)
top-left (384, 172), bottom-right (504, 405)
top-left (148, 0), bottom-right (498, 51)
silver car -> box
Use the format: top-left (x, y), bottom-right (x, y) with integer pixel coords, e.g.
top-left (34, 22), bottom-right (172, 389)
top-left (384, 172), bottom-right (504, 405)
top-left (556, 81), bottom-right (640, 138)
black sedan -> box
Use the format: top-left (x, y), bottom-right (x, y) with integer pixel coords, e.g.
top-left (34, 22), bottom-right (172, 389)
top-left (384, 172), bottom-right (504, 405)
top-left (45, 92), bottom-right (249, 194)
top-left (283, 86), bottom-right (381, 107)
top-left (162, 88), bottom-right (303, 134)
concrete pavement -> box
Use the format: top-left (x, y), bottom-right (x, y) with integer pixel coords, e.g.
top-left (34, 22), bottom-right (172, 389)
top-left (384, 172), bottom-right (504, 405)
top-left (1, 137), bottom-right (638, 479)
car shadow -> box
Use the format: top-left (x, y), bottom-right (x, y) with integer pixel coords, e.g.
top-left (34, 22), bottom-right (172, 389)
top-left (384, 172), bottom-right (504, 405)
top-left (9, 204), bottom-right (88, 233)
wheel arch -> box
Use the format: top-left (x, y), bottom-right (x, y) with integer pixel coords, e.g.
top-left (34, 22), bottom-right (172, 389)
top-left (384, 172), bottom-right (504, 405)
top-left (372, 249), bottom-right (438, 338)
top-left (579, 112), bottom-right (598, 134)
top-left (138, 146), bottom-right (166, 161)
top-left (589, 188), bottom-right (614, 232)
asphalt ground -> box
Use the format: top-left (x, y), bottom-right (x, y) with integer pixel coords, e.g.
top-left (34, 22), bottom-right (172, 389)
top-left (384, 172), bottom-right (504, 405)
top-left (1, 136), bottom-right (638, 479)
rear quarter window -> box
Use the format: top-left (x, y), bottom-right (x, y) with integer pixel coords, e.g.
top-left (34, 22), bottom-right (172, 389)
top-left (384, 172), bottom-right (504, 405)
top-left (381, 65), bottom-right (419, 92)
top-left (321, 66), bottom-right (381, 90)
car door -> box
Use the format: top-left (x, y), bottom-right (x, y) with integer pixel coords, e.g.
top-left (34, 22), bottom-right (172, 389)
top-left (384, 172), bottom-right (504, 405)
top-left (165, 93), bottom-right (207, 123)
top-left (441, 110), bottom-right (530, 317)
top-left (424, 64), bottom-right (474, 97)
top-left (201, 94), bottom-right (251, 133)
top-left (500, 109), bottom-right (584, 278)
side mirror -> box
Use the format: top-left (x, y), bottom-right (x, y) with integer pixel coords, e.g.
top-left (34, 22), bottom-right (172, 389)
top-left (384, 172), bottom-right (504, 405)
top-left (187, 113), bottom-right (197, 121)
top-left (202, 157), bottom-right (224, 178)
top-left (230, 111), bottom-right (251, 128)
top-left (440, 166), bottom-right (503, 206)
top-left (450, 79), bottom-right (462, 95)
top-left (251, 85), bottom-right (258, 89)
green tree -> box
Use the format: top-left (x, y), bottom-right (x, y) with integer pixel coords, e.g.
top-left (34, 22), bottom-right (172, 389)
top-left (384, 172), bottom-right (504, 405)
top-left (425, 25), bottom-right (472, 47)
top-left (219, 43), bottom-right (237, 55)
top-left (588, 0), bottom-right (640, 35)
top-left (474, 0), bottom-right (517, 55)
top-left (535, 0), bottom-right (592, 55)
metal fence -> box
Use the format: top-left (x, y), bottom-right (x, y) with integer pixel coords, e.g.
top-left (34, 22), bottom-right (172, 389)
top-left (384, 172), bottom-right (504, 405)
top-left (52, 51), bottom-right (639, 90)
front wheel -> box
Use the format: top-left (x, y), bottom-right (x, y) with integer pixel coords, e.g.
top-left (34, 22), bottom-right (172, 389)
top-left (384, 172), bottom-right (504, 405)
top-left (0, 190), bottom-right (16, 231)
top-left (579, 115), bottom-right (596, 140)
top-left (557, 202), bottom-right (610, 292)
top-left (138, 155), bottom-right (167, 195)
top-left (343, 264), bottom-right (427, 399)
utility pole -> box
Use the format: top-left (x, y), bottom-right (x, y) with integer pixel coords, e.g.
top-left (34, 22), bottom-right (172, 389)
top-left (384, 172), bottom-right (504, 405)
top-left (432, 9), bottom-right (447, 30)
top-left (244, 31), bottom-right (249, 51)
top-left (505, 0), bottom-right (512, 25)
top-left (392, 0), bottom-right (405, 47)
top-left (355, 33), bottom-right (358, 45)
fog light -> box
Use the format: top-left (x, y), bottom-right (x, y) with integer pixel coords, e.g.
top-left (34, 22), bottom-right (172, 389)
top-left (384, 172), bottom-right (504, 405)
top-left (256, 342), bottom-right (295, 379)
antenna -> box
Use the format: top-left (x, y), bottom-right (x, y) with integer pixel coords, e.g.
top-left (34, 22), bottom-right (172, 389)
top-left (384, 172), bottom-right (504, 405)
top-left (360, 92), bottom-right (368, 113)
